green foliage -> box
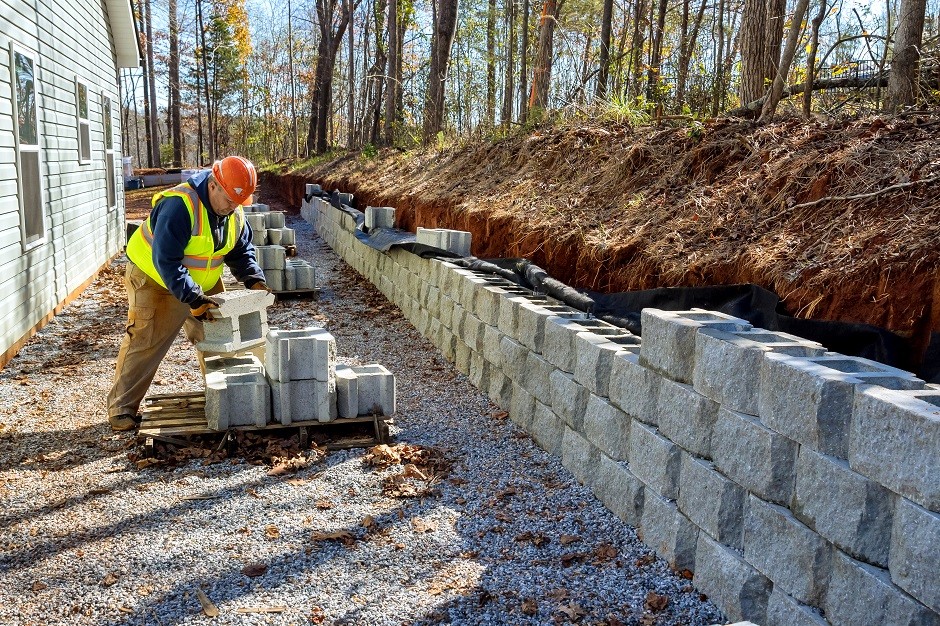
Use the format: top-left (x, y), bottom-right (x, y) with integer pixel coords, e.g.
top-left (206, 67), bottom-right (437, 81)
top-left (160, 142), bottom-right (174, 165)
top-left (597, 95), bottom-right (652, 126)
top-left (361, 143), bottom-right (378, 159)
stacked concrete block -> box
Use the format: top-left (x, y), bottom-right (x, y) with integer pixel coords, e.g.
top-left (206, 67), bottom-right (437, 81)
top-left (640, 308), bottom-right (752, 383)
top-left (351, 364), bottom-right (396, 416)
top-left (334, 365), bottom-right (359, 418)
top-left (657, 377), bottom-right (719, 459)
top-left (255, 244), bottom-right (315, 292)
top-left (629, 420), bottom-right (680, 500)
top-left (205, 370), bottom-right (271, 429)
top-left (583, 394), bottom-right (631, 461)
top-left (574, 330), bottom-right (639, 397)
top-left (561, 426), bottom-right (601, 488)
top-left (247, 213), bottom-right (268, 245)
top-left (204, 354), bottom-right (265, 376)
top-left (416, 227), bottom-right (472, 256)
top-left (589, 454), bottom-right (645, 527)
top-left (678, 453), bottom-right (746, 550)
top-left (608, 351), bottom-right (661, 425)
top-left (197, 289), bottom-right (275, 353)
top-left (759, 353), bottom-right (924, 458)
top-left (640, 492), bottom-right (698, 571)
top-left (365, 206), bottom-right (395, 231)
top-left (266, 327), bottom-right (337, 423)
top-left (766, 590), bottom-right (829, 626)
top-left (285, 259), bottom-right (316, 291)
top-left (889, 498), bottom-right (940, 613)
top-left (244, 203), bottom-right (270, 213)
top-left (268, 227), bottom-right (296, 246)
top-left (694, 534), bottom-right (772, 624)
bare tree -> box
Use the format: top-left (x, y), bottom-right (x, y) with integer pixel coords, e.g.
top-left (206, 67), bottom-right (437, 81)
top-left (423, 0), bottom-right (461, 141)
top-left (529, 0), bottom-right (564, 115)
top-left (595, 0), bottom-right (614, 100)
top-left (518, 0), bottom-right (530, 120)
top-left (384, 0), bottom-right (398, 144)
top-left (168, 0), bottom-right (182, 166)
top-left (486, 0), bottom-right (497, 126)
top-left (501, 0), bottom-right (517, 125)
top-left (306, 0), bottom-right (355, 154)
top-left (886, 0), bottom-right (928, 110)
top-left (739, 0), bottom-right (768, 103)
top-left (802, 0), bottom-right (829, 117)
top-left (760, 0), bottom-right (811, 118)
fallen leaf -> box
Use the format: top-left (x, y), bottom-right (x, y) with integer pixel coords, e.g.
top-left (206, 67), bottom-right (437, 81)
top-left (547, 588), bottom-right (569, 601)
top-left (559, 534), bottom-right (580, 545)
top-left (361, 515), bottom-right (375, 528)
top-left (100, 572), bottom-right (120, 587)
top-left (247, 488), bottom-right (264, 499)
top-left (402, 464), bottom-right (428, 480)
top-left (236, 606), bottom-right (286, 614)
top-left (310, 606), bottom-right (326, 624)
top-left (30, 581), bottom-right (47, 592)
top-left (264, 525), bottom-right (280, 540)
top-left (135, 458), bottom-right (161, 469)
top-left (241, 563), bottom-right (268, 578)
top-left (117, 606), bottom-right (133, 614)
top-left (491, 410), bottom-right (509, 420)
top-left (196, 588), bottom-right (219, 617)
top-left (679, 569), bottom-right (693, 580)
top-left (593, 543), bottom-right (618, 562)
top-left (636, 554), bottom-right (656, 567)
top-left (521, 598), bottom-right (538, 615)
top-left (557, 602), bottom-right (585, 621)
top-left (644, 591), bottom-right (669, 612)
top-left (310, 530), bottom-right (356, 546)
top-left (560, 552), bottom-right (588, 567)
top-left (412, 518), bottom-right (437, 533)
top-left (315, 499), bottom-right (333, 509)
top-left (605, 616), bottom-right (626, 626)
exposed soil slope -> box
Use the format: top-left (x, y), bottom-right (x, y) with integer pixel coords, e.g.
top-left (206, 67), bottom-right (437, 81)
top-left (266, 115), bottom-right (940, 361)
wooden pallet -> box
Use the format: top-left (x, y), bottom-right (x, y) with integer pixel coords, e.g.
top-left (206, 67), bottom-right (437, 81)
top-left (137, 391), bottom-right (391, 452)
top-left (284, 244), bottom-right (297, 257)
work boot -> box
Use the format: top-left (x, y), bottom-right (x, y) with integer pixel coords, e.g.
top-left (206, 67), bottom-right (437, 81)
top-left (109, 414), bottom-right (138, 432)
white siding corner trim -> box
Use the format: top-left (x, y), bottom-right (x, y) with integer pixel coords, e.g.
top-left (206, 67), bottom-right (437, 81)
top-left (105, 0), bottom-right (140, 68)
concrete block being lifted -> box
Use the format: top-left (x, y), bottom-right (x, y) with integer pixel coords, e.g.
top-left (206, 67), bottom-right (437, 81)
top-left (265, 327), bottom-right (336, 382)
top-left (205, 370), bottom-right (270, 429)
top-left (197, 289), bottom-right (275, 353)
top-left (759, 353), bottom-right (924, 459)
top-left (270, 378), bottom-right (337, 424)
top-left (352, 364), bottom-right (396, 416)
top-left (416, 227), bottom-right (472, 256)
top-left (365, 206), bottom-right (395, 230)
top-left (640, 308), bottom-right (752, 384)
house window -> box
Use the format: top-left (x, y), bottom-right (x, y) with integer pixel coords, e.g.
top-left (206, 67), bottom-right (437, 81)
top-left (76, 79), bottom-right (90, 163)
top-left (102, 93), bottom-right (115, 209)
top-left (10, 43), bottom-right (46, 249)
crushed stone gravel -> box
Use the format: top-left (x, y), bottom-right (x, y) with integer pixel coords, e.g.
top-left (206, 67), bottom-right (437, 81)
top-left (0, 212), bottom-right (726, 626)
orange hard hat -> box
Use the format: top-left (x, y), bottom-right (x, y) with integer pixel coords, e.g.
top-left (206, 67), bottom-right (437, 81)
top-left (211, 156), bottom-right (257, 205)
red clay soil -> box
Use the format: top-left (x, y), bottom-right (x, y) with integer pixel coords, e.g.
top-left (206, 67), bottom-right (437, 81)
top-left (262, 115), bottom-right (940, 366)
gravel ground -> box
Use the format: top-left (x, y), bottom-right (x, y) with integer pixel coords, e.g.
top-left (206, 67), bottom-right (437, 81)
top-left (0, 210), bottom-right (726, 626)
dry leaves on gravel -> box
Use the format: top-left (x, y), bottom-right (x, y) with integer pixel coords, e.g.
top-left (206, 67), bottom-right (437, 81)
top-left (644, 591), bottom-right (669, 612)
top-left (365, 443), bottom-right (452, 498)
top-left (241, 563), bottom-right (268, 577)
top-left (310, 530), bottom-right (357, 546)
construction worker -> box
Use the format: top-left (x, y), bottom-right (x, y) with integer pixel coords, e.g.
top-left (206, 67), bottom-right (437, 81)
top-left (107, 156), bottom-right (269, 431)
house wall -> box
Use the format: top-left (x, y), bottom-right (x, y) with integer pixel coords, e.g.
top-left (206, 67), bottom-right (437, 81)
top-left (0, 0), bottom-right (125, 365)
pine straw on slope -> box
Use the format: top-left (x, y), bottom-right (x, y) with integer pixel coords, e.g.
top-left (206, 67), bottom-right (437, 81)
top-left (291, 114), bottom-right (940, 352)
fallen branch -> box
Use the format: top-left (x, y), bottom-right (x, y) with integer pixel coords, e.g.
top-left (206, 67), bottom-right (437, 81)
top-left (788, 173), bottom-right (940, 210)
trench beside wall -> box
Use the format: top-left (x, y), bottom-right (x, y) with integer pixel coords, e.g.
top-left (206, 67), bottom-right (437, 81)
top-left (302, 196), bottom-right (940, 626)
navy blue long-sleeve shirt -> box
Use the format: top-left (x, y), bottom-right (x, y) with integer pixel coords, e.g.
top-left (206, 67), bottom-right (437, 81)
top-left (149, 170), bottom-right (265, 304)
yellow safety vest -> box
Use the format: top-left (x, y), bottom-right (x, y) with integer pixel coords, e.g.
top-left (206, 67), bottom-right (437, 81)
top-left (126, 183), bottom-right (245, 291)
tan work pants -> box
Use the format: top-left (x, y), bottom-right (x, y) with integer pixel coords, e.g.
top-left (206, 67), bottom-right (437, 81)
top-left (107, 262), bottom-right (222, 418)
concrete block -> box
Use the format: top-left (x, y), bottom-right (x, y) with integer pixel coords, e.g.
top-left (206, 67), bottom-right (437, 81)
top-left (890, 498), bottom-right (940, 613)
top-left (458, 312), bottom-right (485, 352)
top-left (561, 426), bottom-right (602, 488)
top-left (469, 352), bottom-right (490, 390)
top-left (744, 495), bottom-right (833, 606)
top-left (793, 447), bottom-right (894, 567)
top-left (590, 454), bottom-right (645, 527)
top-left (678, 453), bottom-right (746, 550)
top-left (639, 308), bottom-right (752, 384)
top-left (439, 296), bottom-right (456, 329)
top-left (488, 370), bottom-right (513, 410)
top-left (500, 336), bottom-right (529, 383)
top-left (416, 227), bottom-right (471, 256)
top-left (365, 206), bottom-right (395, 230)
top-left (694, 533), bottom-right (772, 625)
top-left (509, 383), bottom-right (536, 430)
top-left (629, 421), bottom-right (680, 500)
top-left (584, 394), bottom-right (631, 461)
top-left (640, 492), bottom-right (698, 571)
top-left (609, 351), bottom-right (661, 425)
top-left (521, 352), bottom-right (553, 400)
top-left (481, 325), bottom-right (504, 367)
top-left (440, 328), bottom-right (456, 362)
top-left (574, 332), bottom-right (629, 396)
top-left (198, 289), bottom-right (275, 353)
top-left (850, 386), bottom-right (940, 511)
top-left (352, 364), bottom-right (396, 416)
top-left (517, 302), bottom-right (552, 353)
top-left (256, 245), bottom-right (287, 270)
top-left (305, 183), bottom-right (321, 195)
top-left (246, 212), bottom-right (267, 233)
top-left (454, 340), bottom-right (471, 375)
top-left (265, 269), bottom-right (285, 292)
top-left (765, 589), bottom-right (828, 626)
top-left (530, 401), bottom-right (565, 455)
top-left (265, 327), bottom-right (336, 382)
top-left (657, 378), bottom-right (719, 458)
top-left (760, 353), bottom-right (924, 459)
top-left (203, 354), bottom-right (264, 376)
top-left (497, 294), bottom-right (547, 337)
top-left (284, 264), bottom-right (296, 291)
top-left (549, 370), bottom-right (590, 431)
top-left (825, 549), bottom-right (939, 626)
top-left (543, 316), bottom-right (589, 373)
top-left (712, 407), bottom-right (797, 505)
top-left (334, 365), bottom-right (358, 418)
top-left (265, 211), bottom-right (286, 229)
top-left (468, 284), bottom-right (502, 326)
top-left (693, 328), bottom-right (826, 415)
top-left (290, 262), bottom-right (316, 290)
top-left (274, 227), bottom-right (296, 246)
top-left (205, 370), bottom-right (270, 429)
top-left (270, 378), bottom-right (337, 424)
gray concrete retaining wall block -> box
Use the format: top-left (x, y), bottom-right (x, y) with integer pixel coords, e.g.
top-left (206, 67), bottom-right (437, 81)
top-left (198, 289), bottom-right (275, 353)
top-left (256, 245), bottom-right (287, 270)
top-left (744, 495), bottom-right (832, 606)
top-left (640, 492), bottom-right (698, 571)
top-left (694, 533), bottom-right (772, 625)
top-left (712, 407), bottom-right (797, 505)
top-left (657, 378), bottom-right (719, 458)
top-left (416, 227), bottom-right (471, 256)
top-left (543, 316), bottom-right (591, 372)
top-left (334, 365), bottom-right (358, 418)
top-left (270, 378), bottom-right (337, 424)
top-left (459, 312), bottom-right (485, 352)
top-left (454, 340), bottom-right (471, 375)
top-left (472, 285), bottom-right (505, 326)
top-left (609, 351), bottom-right (661, 426)
top-left (469, 352), bottom-right (490, 390)
top-left (246, 212), bottom-right (267, 232)
top-left (591, 454), bottom-right (645, 527)
top-left (765, 589), bottom-right (829, 626)
top-left (488, 370), bottom-right (513, 410)
top-left (500, 336), bottom-right (529, 383)
top-left (629, 421), bottom-right (680, 500)
top-left (497, 294), bottom-right (548, 337)
top-left (574, 332), bottom-right (629, 397)
top-left (639, 308), bottom-right (752, 384)
top-left (265, 327), bottom-right (336, 382)
top-left (206, 371), bottom-right (270, 429)
top-left (365, 206), bottom-right (395, 230)
top-left (531, 401), bottom-right (565, 456)
top-left (760, 353), bottom-right (924, 459)
top-left (583, 394), bottom-right (631, 461)
top-left (522, 352), bottom-right (554, 400)
top-left (890, 498), bottom-right (940, 613)
top-left (482, 325), bottom-right (504, 368)
top-left (825, 549), bottom-right (939, 626)
top-left (549, 370), bottom-right (590, 431)
top-left (561, 426), bottom-right (601, 488)
top-left (678, 453), bottom-right (745, 550)
top-left (265, 211), bottom-right (286, 229)
top-left (351, 364), bottom-right (396, 416)
top-left (509, 383), bottom-right (536, 430)
top-left (850, 386), bottom-right (940, 511)
top-left (792, 447), bottom-right (894, 567)
top-left (458, 275), bottom-right (489, 310)
top-left (204, 354), bottom-right (264, 376)
top-left (517, 302), bottom-right (552, 353)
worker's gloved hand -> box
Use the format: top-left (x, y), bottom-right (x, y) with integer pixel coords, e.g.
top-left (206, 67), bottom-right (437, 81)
top-left (249, 281), bottom-right (272, 293)
top-left (190, 295), bottom-right (220, 321)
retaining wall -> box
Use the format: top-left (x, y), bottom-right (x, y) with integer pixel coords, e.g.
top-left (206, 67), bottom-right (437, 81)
top-left (302, 196), bottom-right (940, 626)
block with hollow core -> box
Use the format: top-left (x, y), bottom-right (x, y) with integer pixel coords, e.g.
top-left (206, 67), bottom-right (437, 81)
top-left (205, 370), bottom-right (270, 429)
top-left (416, 227), bottom-right (472, 256)
top-left (197, 289), bottom-right (275, 353)
top-left (265, 269), bottom-right (284, 292)
top-left (204, 354), bottom-right (264, 376)
top-left (365, 206), bottom-right (395, 230)
top-left (335, 365), bottom-right (359, 418)
top-left (256, 245), bottom-right (286, 270)
top-left (289, 260), bottom-right (316, 290)
top-left (285, 265), bottom-right (296, 291)
top-left (265, 327), bottom-right (336, 382)
top-left (270, 378), bottom-right (337, 424)
top-left (305, 183), bottom-right (321, 195)
top-left (276, 228), bottom-right (296, 246)
top-left (245, 212), bottom-right (267, 233)
top-left (268, 229), bottom-right (283, 245)
top-left (352, 364), bottom-right (395, 416)
top-left (265, 211), bottom-right (286, 229)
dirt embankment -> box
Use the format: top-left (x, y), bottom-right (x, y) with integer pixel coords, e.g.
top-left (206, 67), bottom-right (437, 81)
top-left (263, 115), bottom-right (940, 362)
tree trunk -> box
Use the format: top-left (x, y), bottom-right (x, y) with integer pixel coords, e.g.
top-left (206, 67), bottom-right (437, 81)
top-left (802, 0), bottom-right (828, 117)
top-left (288, 0), bottom-right (298, 158)
top-left (739, 0), bottom-right (768, 103)
top-left (196, 0), bottom-right (215, 162)
top-left (676, 0), bottom-right (707, 111)
top-left (423, 0), bottom-right (461, 141)
top-left (518, 0), bottom-right (530, 120)
top-left (501, 0), bottom-right (516, 125)
top-left (760, 0), bottom-right (811, 118)
top-left (145, 0), bottom-right (160, 166)
top-left (646, 0), bottom-right (669, 104)
top-left (764, 0), bottom-right (787, 83)
top-left (384, 0), bottom-right (398, 144)
top-left (629, 0), bottom-right (647, 98)
top-left (347, 0), bottom-right (356, 148)
top-left (486, 0), bottom-right (497, 126)
top-left (139, 4), bottom-right (153, 167)
top-left (528, 0), bottom-right (562, 115)
top-left (168, 0), bottom-right (181, 166)
top-left (886, 0), bottom-right (928, 110)
top-left (595, 0), bottom-right (614, 100)
top-left (711, 0), bottom-right (725, 115)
